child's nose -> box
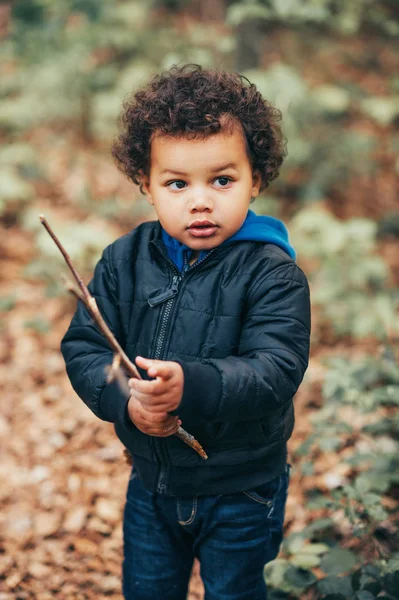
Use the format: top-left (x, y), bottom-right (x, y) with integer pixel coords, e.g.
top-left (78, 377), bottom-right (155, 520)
top-left (189, 192), bottom-right (213, 212)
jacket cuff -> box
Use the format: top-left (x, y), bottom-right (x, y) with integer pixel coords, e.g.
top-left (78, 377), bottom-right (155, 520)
top-left (99, 379), bottom-right (135, 430)
top-left (169, 360), bottom-right (222, 420)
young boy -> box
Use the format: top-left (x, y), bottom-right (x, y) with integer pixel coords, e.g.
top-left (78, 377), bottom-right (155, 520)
top-left (61, 64), bottom-right (311, 600)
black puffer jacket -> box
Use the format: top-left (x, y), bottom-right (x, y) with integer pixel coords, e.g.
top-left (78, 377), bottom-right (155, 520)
top-left (61, 221), bottom-right (311, 496)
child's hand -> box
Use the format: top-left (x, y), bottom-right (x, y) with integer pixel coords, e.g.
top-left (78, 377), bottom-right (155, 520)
top-left (127, 395), bottom-right (181, 437)
top-left (128, 356), bottom-right (184, 414)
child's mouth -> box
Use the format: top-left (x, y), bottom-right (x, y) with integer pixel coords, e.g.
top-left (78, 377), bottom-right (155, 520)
top-left (187, 221), bottom-right (218, 238)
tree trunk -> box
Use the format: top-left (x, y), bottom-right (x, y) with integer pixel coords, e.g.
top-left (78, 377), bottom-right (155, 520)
top-left (235, 20), bottom-right (265, 71)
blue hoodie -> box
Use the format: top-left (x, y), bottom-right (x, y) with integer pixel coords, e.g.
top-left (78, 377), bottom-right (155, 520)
top-left (161, 209), bottom-right (296, 271)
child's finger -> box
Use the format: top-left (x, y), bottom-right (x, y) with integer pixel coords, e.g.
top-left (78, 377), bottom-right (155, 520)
top-left (139, 397), bottom-right (176, 412)
top-left (129, 378), bottom-right (162, 395)
top-left (137, 405), bottom-right (178, 427)
top-left (135, 356), bottom-right (153, 371)
top-left (128, 377), bottom-right (165, 396)
top-left (131, 400), bottom-right (168, 423)
top-left (148, 362), bottom-right (174, 381)
top-left (135, 356), bottom-right (173, 381)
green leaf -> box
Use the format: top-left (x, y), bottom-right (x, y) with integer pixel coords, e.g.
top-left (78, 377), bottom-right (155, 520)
top-left (384, 571), bottom-right (399, 596)
top-left (306, 495), bottom-right (336, 510)
top-left (355, 475), bottom-right (371, 495)
top-left (300, 461), bottom-right (314, 475)
top-left (284, 565), bottom-right (317, 589)
top-left (361, 580), bottom-right (381, 596)
top-left (113, 1), bottom-right (150, 28)
top-left (311, 85), bottom-right (350, 114)
top-left (363, 565), bottom-right (381, 579)
top-left (353, 592), bottom-right (375, 600)
top-left (362, 418), bottom-right (394, 435)
top-left (300, 543), bottom-right (330, 555)
top-left (362, 493), bottom-right (382, 507)
top-left (387, 557), bottom-right (399, 571)
top-left (317, 575), bottom-right (353, 597)
top-left (243, 65), bottom-right (308, 113)
top-left (340, 485), bottom-right (357, 500)
top-left (0, 143), bottom-right (38, 167)
top-left (302, 517), bottom-right (335, 535)
top-left (0, 295), bottom-right (17, 312)
top-left (91, 92), bottom-right (122, 140)
top-left (319, 436), bottom-right (343, 452)
top-left (320, 549), bottom-right (357, 575)
top-left (295, 434), bottom-right (318, 456)
top-left (24, 317), bottom-right (51, 333)
top-left (282, 533), bottom-right (306, 555)
top-left (360, 97), bottom-right (399, 127)
top-left (264, 559), bottom-right (294, 593)
top-left (0, 167), bottom-right (34, 203)
top-left (356, 473), bottom-right (391, 494)
top-left (290, 553), bottom-right (321, 568)
top-left (371, 385), bottom-right (399, 406)
top-left (345, 453), bottom-right (375, 467)
top-left (366, 505), bottom-right (389, 522)
top-left (226, 3), bottom-right (272, 27)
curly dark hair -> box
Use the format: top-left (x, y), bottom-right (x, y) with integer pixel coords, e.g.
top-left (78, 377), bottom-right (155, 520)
top-left (111, 64), bottom-right (287, 191)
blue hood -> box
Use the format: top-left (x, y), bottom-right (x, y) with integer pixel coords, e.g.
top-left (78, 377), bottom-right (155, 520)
top-left (161, 209), bottom-right (296, 271)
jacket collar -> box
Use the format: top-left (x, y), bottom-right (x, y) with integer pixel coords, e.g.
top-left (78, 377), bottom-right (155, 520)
top-left (158, 210), bottom-right (296, 271)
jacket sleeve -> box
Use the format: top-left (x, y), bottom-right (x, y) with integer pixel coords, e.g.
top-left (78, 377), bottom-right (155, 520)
top-left (60, 244), bottom-right (133, 428)
top-left (172, 263), bottom-right (311, 422)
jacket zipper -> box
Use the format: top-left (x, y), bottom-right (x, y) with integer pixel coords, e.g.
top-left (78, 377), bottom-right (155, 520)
top-left (149, 248), bottom-right (219, 494)
top-left (152, 277), bottom-right (181, 494)
top-left (148, 275), bottom-right (180, 308)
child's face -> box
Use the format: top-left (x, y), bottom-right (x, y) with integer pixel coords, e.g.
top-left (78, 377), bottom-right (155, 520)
top-left (142, 124), bottom-right (261, 252)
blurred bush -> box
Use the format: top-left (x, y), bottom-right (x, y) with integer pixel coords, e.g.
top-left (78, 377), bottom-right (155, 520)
top-left (1, 0), bottom-right (397, 227)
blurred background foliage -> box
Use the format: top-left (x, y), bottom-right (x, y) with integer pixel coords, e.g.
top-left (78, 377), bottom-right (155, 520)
top-left (1, 1), bottom-right (398, 598)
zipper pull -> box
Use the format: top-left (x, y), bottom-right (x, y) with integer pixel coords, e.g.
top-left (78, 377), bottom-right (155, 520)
top-left (148, 275), bottom-right (181, 307)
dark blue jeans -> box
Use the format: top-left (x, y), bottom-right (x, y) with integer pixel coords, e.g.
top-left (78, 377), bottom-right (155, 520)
top-left (123, 463), bottom-right (291, 600)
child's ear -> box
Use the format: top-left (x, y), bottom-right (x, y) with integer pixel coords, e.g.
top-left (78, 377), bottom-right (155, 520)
top-left (251, 170), bottom-right (262, 198)
top-left (140, 171), bottom-right (153, 205)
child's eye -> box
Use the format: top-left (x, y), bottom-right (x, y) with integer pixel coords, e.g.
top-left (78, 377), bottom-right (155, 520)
top-left (167, 180), bottom-right (187, 191)
top-left (214, 177), bottom-right (232, 188)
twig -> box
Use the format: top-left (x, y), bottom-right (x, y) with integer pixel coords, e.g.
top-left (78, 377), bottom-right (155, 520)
top-left (39, 214), bottom-right (141, 379)
top-left (61, 275), bottom-right (86, 303)
top-left (105, 355), bottom-right (130, 397)
top-left (39, 215), bottom-right (208, 460)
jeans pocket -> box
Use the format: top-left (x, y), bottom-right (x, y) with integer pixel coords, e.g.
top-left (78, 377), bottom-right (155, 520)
top-left (242, 469), bottom-right (287, 513)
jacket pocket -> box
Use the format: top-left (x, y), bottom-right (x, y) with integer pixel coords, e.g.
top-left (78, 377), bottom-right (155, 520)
top-left (204, 420), bottom-right (252, 449)
top-left (199, 416), bottom-right (284, 450)
top-left (245, 418), bottom-right (284, 447)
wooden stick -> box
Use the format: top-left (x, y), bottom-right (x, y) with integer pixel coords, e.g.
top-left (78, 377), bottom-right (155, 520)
top-left (41, 215), bottom-right (141, 380)
top-left (39, 215), bottom-right (208, 460)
